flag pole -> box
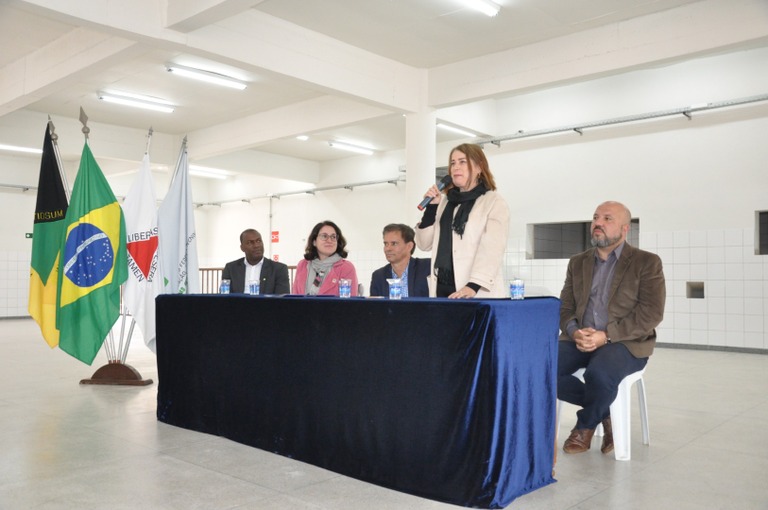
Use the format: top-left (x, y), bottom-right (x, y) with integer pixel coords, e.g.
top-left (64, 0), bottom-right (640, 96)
top-left (167, 135), bottom-right (188, 188)
top-left (47, 116), bottom-right (71, 202)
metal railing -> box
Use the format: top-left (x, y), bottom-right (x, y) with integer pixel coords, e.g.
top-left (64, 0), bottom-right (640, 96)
top-left (199, 266), bottom-right (297, 294)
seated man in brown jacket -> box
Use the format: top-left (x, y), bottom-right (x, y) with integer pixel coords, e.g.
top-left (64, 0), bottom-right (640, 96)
top-left (558, 201), bottom-right (666, 455)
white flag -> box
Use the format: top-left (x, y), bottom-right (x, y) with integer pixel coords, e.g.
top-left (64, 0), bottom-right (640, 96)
top-left (123, 154), bottom-right (163, 352)
top-left (158, 140), bottom-right (199, 296)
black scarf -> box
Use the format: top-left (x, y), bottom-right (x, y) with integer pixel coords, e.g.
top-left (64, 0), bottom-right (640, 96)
top-left (434, 183), bottom-right (488, 280)
top-left (446, 183), bottom-right (488, 237)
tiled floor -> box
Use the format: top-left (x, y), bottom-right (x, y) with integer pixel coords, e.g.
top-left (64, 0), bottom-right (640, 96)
top-left (1, 317), bottom-right (767, 509)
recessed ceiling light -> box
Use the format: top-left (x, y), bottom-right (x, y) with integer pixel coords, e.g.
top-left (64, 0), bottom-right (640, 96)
top-left (0, 144), bottom-right (42, 155)
top-left (189, 165), bottom-right (231, 180)
top-left (167, 64), bottom-right (247, 90)
top-left (328, 141), bottom-right (374, 155)
top-left (296, 135), bottom-right (309, 141)
top-left (98, 91), bottom-right (175, 113)
top-left (437, 123), bottom-right (477, 137)
top-left (459, 0), bottom-right (501, 17)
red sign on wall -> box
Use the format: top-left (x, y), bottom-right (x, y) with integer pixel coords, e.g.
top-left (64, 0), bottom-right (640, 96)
top-left (271, 231), bottom-right (279, 242)
top-left (273, 254), bottom-right (279, 261)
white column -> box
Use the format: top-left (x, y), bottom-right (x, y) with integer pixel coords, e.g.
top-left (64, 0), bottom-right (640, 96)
top-left (405, 110), bottom-right (437, 228)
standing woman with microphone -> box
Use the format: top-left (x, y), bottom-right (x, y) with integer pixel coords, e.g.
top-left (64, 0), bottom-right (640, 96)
top-left (415, 143), bottom-right (509, 298)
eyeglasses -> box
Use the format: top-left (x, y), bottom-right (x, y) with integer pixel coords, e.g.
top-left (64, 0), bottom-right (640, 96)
top-left (317, 233), bottom-right (338, 241)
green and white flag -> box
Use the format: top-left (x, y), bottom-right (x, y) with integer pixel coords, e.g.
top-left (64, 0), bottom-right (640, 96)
top-left (158, 140), bottom-right (199, 294)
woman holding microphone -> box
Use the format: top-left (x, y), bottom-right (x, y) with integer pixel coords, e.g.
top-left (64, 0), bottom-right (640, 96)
top-left (415, 143), bottom-right (509, 298)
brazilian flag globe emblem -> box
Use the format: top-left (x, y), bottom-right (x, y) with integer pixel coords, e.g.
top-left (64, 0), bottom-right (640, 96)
top-left (60, 203), bottom-right (124, 306)
top-left (57, 144), bottom-right (127, 365)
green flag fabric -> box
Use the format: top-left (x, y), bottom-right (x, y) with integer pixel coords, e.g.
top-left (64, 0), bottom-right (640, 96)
top-left (28, 125), bottom-right (69, 347)
top-left (56, 143), bottom-right (127, 365)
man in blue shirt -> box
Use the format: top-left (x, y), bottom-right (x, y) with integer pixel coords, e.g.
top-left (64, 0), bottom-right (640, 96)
top-left (370, 224), bottom-right (430, 298)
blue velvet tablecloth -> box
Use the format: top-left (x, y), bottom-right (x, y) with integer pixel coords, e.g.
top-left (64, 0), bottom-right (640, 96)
top-left (156, 295), bottom-right (560, 508)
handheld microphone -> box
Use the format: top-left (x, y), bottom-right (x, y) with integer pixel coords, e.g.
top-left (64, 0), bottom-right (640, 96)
top-left (417, 175), bottom-right (452, 211)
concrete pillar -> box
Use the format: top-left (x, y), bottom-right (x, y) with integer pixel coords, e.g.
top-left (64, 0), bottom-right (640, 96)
top-left (405, 109), bottom-right (437, 228)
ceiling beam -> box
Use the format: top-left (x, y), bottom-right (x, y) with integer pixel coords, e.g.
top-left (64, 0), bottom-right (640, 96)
top-left (165, 0), bottom-right (265, 33)
top-left (0, 27), bottom-right (137, 116)
top-left (429, 0), bottom-right (768, 107)
top-left (11, 0), bottom-right (422, 113)
top-left (188, 95), bottom-right (392, 160)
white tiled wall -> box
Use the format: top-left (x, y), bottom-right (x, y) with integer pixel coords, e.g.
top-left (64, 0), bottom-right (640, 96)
top-left (0, 250), bottom-right (30, 318)
top-left (648, 228), bottom-right (767, 351)
top-left (505, 228), bottom-right (768, 352)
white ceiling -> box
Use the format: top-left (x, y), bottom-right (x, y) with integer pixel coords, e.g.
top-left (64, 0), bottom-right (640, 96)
top-left (1, 0), bottom-right (764, 176)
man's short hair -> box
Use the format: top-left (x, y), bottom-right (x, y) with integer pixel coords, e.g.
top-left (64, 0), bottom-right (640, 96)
top-left (240, 228), bottom-right (260, 243)
top-left (382, 223), bottom-right (416, 255)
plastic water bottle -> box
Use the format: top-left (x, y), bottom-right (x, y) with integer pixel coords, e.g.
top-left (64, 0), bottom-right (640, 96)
top-left (387, 278), bottom-right (402, 300)
top-left (339, 279), bottom-right (352, 298)
top-left (510, 278), bottom-right (524, 300)
top-left (220, 279), bottom-right (231, 294)
top-left (247, 280), bottom-right (260, 295)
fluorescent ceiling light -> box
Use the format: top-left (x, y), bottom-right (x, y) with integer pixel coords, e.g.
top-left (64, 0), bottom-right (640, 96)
top-left (189, 165), bottom-right (231, 180)
top-left (167, 64), bottom-right (247, 90)
top-left (0, 144), bottom-right (42, 155)
top-left (98, 91), bottom-right (175, 113)
top-left (460, 0), bottom-right (501, 17)
top-left (437, 123), bottom-right (477, 137)
top-left (328, 141), bottom-right (374, 156)
top-left (296, 135), bottom-right (309, 141)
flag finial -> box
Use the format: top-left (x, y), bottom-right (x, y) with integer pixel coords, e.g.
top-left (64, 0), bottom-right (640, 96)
top-left (47, 115), bottom-right (58, 143)
top-left (145, 127), bottom-right (154, 154)
top-left (79, 107), bottom-right (90, 140)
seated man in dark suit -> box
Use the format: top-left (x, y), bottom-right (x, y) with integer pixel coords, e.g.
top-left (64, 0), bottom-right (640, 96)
top-left (370, 223), bottom-right (430, 297)
top-left (558, 201), bottom-right (665, 455)
top-left (221, 229), bottom-right (290, 294)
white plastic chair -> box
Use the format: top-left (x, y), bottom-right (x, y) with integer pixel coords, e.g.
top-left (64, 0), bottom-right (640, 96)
top-left (557, 367), bottom-right (650, 461)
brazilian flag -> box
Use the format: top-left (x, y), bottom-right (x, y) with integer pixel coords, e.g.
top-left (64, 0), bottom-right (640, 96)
top-left (56, 143), bottom-right (127, 365)
top-left (29, 126), bottom-right (68, 348)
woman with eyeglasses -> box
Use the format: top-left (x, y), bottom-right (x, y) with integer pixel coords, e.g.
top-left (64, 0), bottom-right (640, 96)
top-left (292, 220), bottom-right (359, 296)
top-left (416, 143), bottom-right (509, 298)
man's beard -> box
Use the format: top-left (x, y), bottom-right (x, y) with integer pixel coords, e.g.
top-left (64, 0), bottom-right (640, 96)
top-left (590, 229), bottom-right (621, 248)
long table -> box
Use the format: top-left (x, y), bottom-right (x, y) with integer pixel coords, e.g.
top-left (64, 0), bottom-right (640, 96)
top-left (155, 295), bottom-right (560, 509)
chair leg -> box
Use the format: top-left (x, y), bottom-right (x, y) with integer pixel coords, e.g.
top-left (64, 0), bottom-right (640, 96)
top-left (565, 369), bottom-right (649, 461)
top-left (610, 377), bottom-right (633, 461)
top-left (637, 378), bottom-right (650, 445)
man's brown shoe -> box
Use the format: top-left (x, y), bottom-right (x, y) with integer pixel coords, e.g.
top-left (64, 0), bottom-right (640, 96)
top-left (563, 428), bottom-right (595, 454)
top-left (600, 417), bottom-right (614, 454)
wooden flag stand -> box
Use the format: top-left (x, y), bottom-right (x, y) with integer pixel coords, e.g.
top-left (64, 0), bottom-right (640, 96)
top-left (80, 311), bottom-right (153, 386)
top-left (81, 360), bottom-right (152, 386)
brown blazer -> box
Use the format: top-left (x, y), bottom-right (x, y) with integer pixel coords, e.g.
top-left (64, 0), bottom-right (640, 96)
top-left (559, 243), bottom-right (666, 358)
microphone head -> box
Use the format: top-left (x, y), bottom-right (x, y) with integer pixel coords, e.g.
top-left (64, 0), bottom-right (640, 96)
top-left (437, 174), bottom-right (452, 189)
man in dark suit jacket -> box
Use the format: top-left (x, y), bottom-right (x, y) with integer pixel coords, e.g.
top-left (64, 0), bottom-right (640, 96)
top-left (370, 224), bottom-right (430, 297)
top-left (221, 229), bottom-right (290, 294)
top-left (558, 201), bottom-right (665, 455)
